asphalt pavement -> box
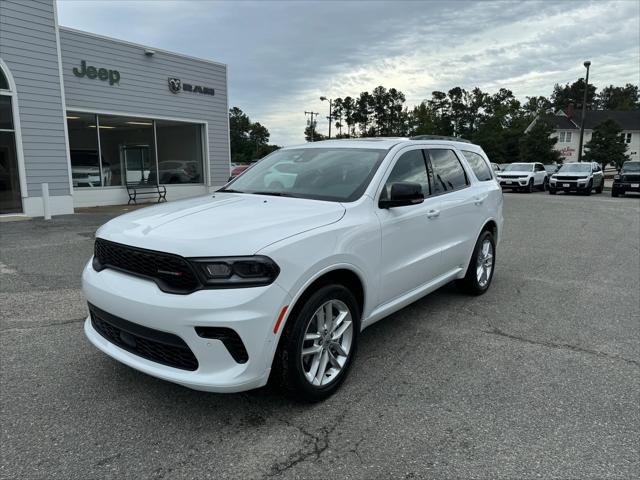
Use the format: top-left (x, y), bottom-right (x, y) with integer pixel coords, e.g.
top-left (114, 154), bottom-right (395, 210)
top-left (1, 191), bottom-right (639, 480)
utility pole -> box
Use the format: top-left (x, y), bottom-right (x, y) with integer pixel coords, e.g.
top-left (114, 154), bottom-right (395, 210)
top-left (304, 111), bottom-right (319, 142)
top-left (320, 96), bottom-right (333, 139)
top-left (577, 60), bottom-right (591, 163)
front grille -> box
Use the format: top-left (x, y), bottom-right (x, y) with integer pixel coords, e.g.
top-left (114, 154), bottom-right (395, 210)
top-left (622, 174), bottom-right (640, 182)
top-left (89, 304), bottom-right (199, 371)
top-left (94, 238), bottom-right (200, 294)
top-left (554, 176), bottom-right (582, 181)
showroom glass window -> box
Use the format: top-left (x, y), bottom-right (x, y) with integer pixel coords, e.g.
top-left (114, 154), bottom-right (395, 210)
top-left (156, 120), bottom-right (204, 184)
top-left (66, 112), bottom-right (205, 187)
top-left (0, 66), bottom-right (22, 213)
top-left (98, 115), bottom-right (156, 186)
top-left (66, 113), bottom-right (102, 187)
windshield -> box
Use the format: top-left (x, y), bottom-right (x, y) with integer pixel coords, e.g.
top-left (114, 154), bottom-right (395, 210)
top-left (221, 148), bottom-right (387, 202)
top-left (503, 163), bottom-right (533, 172)
top-left (558, 163), bottom-right (591, 173)
top-left (622, 162), bottom-right (640, 172)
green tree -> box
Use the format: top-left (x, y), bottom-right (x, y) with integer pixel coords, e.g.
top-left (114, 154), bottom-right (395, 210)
top-left (519, 117), bottom-right (562, 164)
top-left (583, 119), bottom-right (630, 169)
top-left (551, 79), bottom-right (597, 111)
top-left (229, 107), bottom-right (278, 163)
top-left (596, 84), bottom-right (640, 110)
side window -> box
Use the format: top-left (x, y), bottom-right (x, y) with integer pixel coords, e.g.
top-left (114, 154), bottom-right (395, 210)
top-left (535, 164), bottom-right (545, 172)
top-left (382, 149), bottom-right (429, 199)
top-left (427, 149), bottom-right (469, 194)
top-left (462, 150), bottom-right (493, 181)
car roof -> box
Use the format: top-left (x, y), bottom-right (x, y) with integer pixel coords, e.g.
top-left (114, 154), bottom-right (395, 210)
top-left (282, 137), bottom-right (483, 152)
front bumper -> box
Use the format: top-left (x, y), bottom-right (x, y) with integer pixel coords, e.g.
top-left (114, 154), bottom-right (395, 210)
top-left (549, 179), bottom-right (590, 191)
top-left (612, 181), bottom-right (640, 193)
top-left (82, 260), bottom-right (291, 392)
top-left (498, 178), bottom-right (528, 188)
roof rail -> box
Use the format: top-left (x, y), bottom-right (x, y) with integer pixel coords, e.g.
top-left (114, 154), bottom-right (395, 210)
top-left (410, 135), bottom-right (472, 144)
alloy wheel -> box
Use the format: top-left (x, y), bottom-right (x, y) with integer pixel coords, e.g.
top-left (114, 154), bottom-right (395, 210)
top-left (476, 239), bottom-right (494, 288)
top-left (301, 300), bottom-right (353, 386)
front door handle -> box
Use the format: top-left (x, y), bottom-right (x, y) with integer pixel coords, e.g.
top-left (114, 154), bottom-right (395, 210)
top-left (426, 209), bottom-right (440, 219)
top-left (474, 196), bottom-right (486, 206)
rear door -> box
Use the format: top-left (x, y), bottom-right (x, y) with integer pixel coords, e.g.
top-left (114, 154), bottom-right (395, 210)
top-left (425, 148), bottom-right (484, 273)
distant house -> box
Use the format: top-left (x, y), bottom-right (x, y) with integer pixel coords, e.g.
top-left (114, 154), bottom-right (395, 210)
top-left (525, 108), bottom-right (640, 162)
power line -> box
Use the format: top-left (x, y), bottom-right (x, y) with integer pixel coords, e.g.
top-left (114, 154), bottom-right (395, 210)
top-left (304, 111), bottom-right (319, 142)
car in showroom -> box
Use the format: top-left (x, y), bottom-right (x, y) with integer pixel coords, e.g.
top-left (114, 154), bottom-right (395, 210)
top-left (495, 162), bottom-right (548, 192)
top-left (548, 162), bottom-right (604, 195)
top-left (82, 137), bottom-right (503, 401)
top-left (70, 150), bottom-right (112, 188)
top-left (611, 161), bottom-right (640, 197)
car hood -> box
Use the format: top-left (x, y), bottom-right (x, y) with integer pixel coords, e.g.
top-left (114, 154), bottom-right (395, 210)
top-left (96, 193), bottom-right (346, 257)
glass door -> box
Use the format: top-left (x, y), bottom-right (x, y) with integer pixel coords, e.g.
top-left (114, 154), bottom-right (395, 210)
top-left (0, 95), bottom-right (22, 214)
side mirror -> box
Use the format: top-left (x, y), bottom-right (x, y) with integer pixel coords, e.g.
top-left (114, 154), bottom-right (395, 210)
top-left (379, 182), bottom-right (424, 208)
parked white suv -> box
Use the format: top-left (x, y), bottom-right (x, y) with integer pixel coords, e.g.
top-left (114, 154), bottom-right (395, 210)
top-left (83, 138), bottom-right (503, 401)
top-left (496, 162), bottom-right (548, 192)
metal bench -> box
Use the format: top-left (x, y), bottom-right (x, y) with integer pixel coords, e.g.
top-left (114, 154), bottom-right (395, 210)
top-left (126, 181), bottom-right (167, 205)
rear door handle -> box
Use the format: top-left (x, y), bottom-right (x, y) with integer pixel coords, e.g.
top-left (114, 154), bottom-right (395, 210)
top-left (426, 209), bottom-right (440, 219)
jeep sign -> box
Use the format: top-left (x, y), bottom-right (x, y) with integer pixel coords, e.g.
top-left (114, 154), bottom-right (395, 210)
top-left (73, 60), bottom-right (120, 86)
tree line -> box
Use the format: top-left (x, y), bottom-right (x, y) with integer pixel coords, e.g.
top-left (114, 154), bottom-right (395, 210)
top-left (229, 107), bottom-right (279, 164)
top-left (305, 82), bottom-right (638, 165)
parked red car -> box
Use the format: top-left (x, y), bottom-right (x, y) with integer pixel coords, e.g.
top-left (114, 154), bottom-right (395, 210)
top-left (228, 162), bottom-right (256, 181)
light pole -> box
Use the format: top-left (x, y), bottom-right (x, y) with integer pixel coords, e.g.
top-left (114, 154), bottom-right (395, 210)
top-left (320, 96), bottom-right (332, 139)
top-left (577, 60), bottom-right (591, 163)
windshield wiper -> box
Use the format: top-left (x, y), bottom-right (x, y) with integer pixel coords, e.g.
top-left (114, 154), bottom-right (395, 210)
top-left (250, 191), bottom-right (298, 198)
top-left (217, 188), bottom-right (245, 193)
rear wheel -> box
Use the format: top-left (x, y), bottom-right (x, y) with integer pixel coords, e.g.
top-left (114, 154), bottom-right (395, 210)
top-left (272, 284), bottom-right (359, 402)
top-left (458, 231), bottom-right (496, 295)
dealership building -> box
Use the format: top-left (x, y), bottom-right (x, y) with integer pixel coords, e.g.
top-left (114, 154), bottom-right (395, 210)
top-left (0, 0), bottom-right (230, 217)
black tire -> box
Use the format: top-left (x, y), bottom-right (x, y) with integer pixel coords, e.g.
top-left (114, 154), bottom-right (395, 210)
top-left (548, 187), bottom-right (557, 195)
top-left (584, 180), bottom-right (593, 196)
top-left (595, 181), bottom-right (604, 194)
top-left (539, 177), bottom-right (548, 191)
top-left (611, 189), bottom-right (619, 197)
top-left (271, 284), bottom-right (360, 402)
top-left (458, 230), bottom-right (496, 296)
top-left (526, 178), bottom-right (534, 193)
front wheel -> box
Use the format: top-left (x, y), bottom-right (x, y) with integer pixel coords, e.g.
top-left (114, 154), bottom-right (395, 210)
top-left (584, 180), bottom-right (593, 196)
top-left (549, 187), bottom-right (557, 195)
top-left (272, 284), bottom-right (359, 401)
top-left (526, 178), bottom-right (535, 193)
top-left (458, 231), bottom-right (496, 295)
top-left (595, 181), bottom-right (604, 194)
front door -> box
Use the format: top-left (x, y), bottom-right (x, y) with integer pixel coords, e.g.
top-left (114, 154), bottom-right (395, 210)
top-left (375, 148), bottom-right (445, 305)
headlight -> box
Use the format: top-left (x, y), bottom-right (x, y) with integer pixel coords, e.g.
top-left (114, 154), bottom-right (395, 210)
top-left (614, 174), bottom-right (621, 180)
top-left (189, 256), bottom-right (280, 288)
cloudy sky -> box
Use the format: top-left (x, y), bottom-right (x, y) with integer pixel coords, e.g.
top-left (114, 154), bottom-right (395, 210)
top-left (57, 0), bottom-right (640, 145)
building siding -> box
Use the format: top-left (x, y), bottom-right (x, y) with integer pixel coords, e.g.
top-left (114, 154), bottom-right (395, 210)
top-left (0, 0), bottom-right (71, 197)
top-left (59, 28), bottom-right (230, 185)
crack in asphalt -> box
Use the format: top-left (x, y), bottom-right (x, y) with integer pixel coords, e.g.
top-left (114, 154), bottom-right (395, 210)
top-left (484, 325), bottom-right (640, 368)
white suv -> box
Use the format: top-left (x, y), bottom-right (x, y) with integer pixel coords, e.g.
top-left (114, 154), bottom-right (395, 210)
top-left (496, 162), bottom-right (548, 192)
top-left (83, 138), bottom-right (503, 401)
